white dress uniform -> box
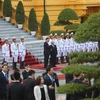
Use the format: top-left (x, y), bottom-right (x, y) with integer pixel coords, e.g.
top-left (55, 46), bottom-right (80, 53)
top-left (74, 42), bottom-right (80, 52)
top-left (18, 42), bottom-right (26, 62)
top-left (93, 42), bottom-right (99, 51)
top-left (54, 38), bottom-right (60, 57)
top-left (80, 43), bottom-right (86, 52)
top-left (69, 37), bottom-right (75, 53)
top-left (59, 38), bottom-right (65, 56)
top-left (86, 42), bottom-right (92, 52)
top-left (11, 42), bottom-right (19, 62)
top-left (48, 38), bottom-right (52, 46)
top-left (2, 43), bottom-right (10, 62)
top-left (65, 38), bottom-right (70, 55)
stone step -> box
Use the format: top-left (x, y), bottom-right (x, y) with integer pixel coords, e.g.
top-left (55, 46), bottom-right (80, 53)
top-left (0, 17), bottom-right (44, 63)
top-left (0, 30), bottom-right (29, 34)
top-left (0, 25), bottom-right (17, 28)
top-left (0, 35), bottom-right (32, 38)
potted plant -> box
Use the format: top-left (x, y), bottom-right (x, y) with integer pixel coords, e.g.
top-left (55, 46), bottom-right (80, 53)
top-left (3, 0), bottom-right (12, 21)
top-left (28, 8), bottom-right (38, 36)
top-left (41, 12), bottom-right (50, 40)
top-left (15, 1), bottom-right (25, 29)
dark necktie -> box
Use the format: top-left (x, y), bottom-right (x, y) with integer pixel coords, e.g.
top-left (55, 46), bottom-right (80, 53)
top-left (5, 73), bottom-right (8, 81)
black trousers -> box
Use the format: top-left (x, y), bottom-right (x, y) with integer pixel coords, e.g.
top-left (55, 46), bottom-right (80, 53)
top-left (50, 55), bottom-right (57, 67)
top-left (49, 89), bottom-right (55, 100)
top-left (44, 54), bottom-right (49, 68)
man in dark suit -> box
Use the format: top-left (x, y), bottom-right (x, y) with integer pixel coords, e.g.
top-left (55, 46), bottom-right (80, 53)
top-left (66, 73), bottom-right (85, 100)
top-left (23, 70), bottom-right (35, 100)
top-left (44, 37), bottom-right (51, 68)
top-left (22, 64), bottom-right (30, 80)
top-left (42, 65), bottom-right (59, 87)
top-left (0, 65), bottom-right (9, 100)
top-left (6, 71), bottom-right (28, 100)
top-left (43, 67), bottom-right (56, 100)
top-left (50, 41), bottom-right (57, 67)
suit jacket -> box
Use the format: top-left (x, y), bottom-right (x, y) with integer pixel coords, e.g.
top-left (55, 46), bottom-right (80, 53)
top-left (50, 45), bottom-right (57, 56)
top-left (6, 82), bottom-right (28, 100)
top-left (22, 70), bottom-right (28, 80)
top-left (68, 78), bottom-right (85, 100)
top-left (34, 85), bottom-right (50, 100)
top-left (42, 72), bottom-right (59, 87)
top-left (43, 74), bottom-right (56, 100)
top-left (23, 77), bottom-right (35, 100)
top-left (44, 42), bottom-right (51, 55)
top-left (0, 71), bottom-right (8, 99)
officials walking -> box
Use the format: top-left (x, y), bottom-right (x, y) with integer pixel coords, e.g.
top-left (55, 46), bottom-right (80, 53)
top-left (18, 37), bottom-right (26, 69)
top-left (11, 37), bottom-right (19, 70)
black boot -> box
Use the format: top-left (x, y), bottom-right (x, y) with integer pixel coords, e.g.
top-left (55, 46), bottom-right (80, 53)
top-left (20, 61), bottom-right (24, 69)
top-left (13, 62), bottom-right (16, 70)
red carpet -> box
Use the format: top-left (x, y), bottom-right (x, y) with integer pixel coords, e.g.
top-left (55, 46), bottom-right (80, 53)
top-left (30, 64), bottom-right (65, 71)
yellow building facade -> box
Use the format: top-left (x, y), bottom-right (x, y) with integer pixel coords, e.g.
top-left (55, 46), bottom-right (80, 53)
top-left (1, 0), bottom-right (100, 37)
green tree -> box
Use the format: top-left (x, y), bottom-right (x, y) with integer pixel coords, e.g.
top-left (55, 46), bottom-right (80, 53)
top-left (54, 8), bottom-right (79, 32)
top-left (41, 13), bottom-right (50, 35)
top-left (3, 0), bottom-right (12, 17)
top-left (74, 12), bottom-right (100, 50)
top-left (15, 1), bottom-right (25, 24)
top-left (28, 8), bottom-right (38, 31)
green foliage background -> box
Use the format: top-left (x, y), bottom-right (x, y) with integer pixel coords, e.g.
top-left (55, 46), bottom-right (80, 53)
top-left (3, 0), bottom-right (12, 17)
top-left (15, 1), bottom-right (25, 24)
top-left (41, 13), bottom-right (50, 35)
top-left (28, 8), bottom-right (38, 31)
top-left (74, 13), bottom-right (100, 43)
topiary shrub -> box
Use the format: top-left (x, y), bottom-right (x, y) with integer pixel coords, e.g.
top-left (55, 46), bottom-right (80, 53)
top-left (68, 51), bottom-right (100, 64)
top-left (58, 8), bottom-right (78, 21)
top-left (3, 0), bottom-right (12, 17)
top-left (15, 1), bottom-right (25, 24)
top-left (54, 8), bottom-right (79, 32)
top-left (28, 8), bottom-right (38, 31)
top-left (64, 24), bottom-right (79, 31)
top-left (41, 13), bottom-right (50, 35)
top-left (57, 83), bottom-right (87, 94)
top-left (74, 12), bottom-right (100, 50)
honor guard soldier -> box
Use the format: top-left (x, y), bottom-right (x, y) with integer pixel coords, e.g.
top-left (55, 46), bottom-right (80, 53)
top-left (64, 33), bottom-right (70, 63)
top-left (69, 32), bottom-right (75, 52)
top-left (53, 33), bottom-right (60, 63)
top-left (48, 33), bottom-right (53, 45)
top-left (59, 33), bottom-right (65, 63)
top-left (18, 37), bottom-right (26, 69)
top-left (11, 37), bottom-right (19, 70)
top-left (2, 38), bottom-right (10, 63)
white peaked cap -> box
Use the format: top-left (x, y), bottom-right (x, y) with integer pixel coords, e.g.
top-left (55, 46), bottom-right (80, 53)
top-left (60, 33), bottom-right (64, 36)
top-left (49, 33), bottom-right (53, 36)
top-left (71, 32), bottom-right (74, 35)
top-left (66, 33), bottom-right (69, 36)
top-left (21, 36), bottom-right (24, 39)
top-left (51, 40), bottom-right (54, 42)
top-left (54, 33), bottom-right (57, 36)
top-left (5, 38), bottom-right (8, 40)
top-left (12, 37), bottom-right (16, 39)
